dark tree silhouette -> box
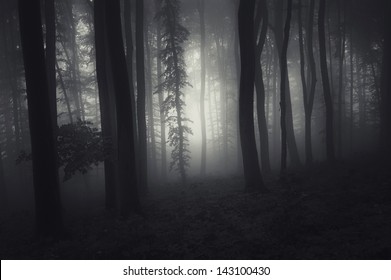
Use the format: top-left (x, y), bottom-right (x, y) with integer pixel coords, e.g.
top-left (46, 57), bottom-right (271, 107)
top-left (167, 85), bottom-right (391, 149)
top-left (94, 0), bottom-right (117, 211)
top-left (104, 0), bottom-right (141, 216)
top-left (18, 0), bottom-right (63, 237)
top-left (157, 0), bottom-right (191, 185)
top-left (44, 0), bottom-right (57, 130)
top-left (318, 0), bottom-right (335, 163)
top-left (155, 1), bottom-right (167, 181)
top-left (279, 0), bottom-right (293, 175)
top-left (136, 0), bottom-right (148, 193)
top-left (380, 0), bottom-right (391, 155)
top-left (238, 0), bottom-right (266, 191)
top-left (197, 0), bottom-right (207, 176)
top-left (254, 0), bottom-right (271, 174)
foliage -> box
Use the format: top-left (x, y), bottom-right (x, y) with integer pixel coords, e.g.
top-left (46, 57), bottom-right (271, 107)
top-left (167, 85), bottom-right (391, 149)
top-left (17, 120), bottom-right (109, 181)
top-left (156, 0), bottom-right (192, 179)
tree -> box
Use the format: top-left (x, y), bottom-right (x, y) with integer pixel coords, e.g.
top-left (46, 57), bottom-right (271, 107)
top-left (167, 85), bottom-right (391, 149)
top-left (299, 0), bottom-right (317, 165)
top-left (279, 0), bottom-right (293, 175)
top-left (380, 0), bottom-right (391, 155)
top-left (18, 0), bottom-right (63, 237)
top-left (94, 0), bottom-right (117, 211)
top-left (197, 0), bottom-right (207, 176)
top-left (0, 143), bottom-right (7, 211)
top-left (104, 0), bottom-right (141, 216)
top-left (136, 0), bottom-right (148, 193)
top-left (318, 0), bottom-right (336, 163)
top-left (254, 0), bottom-right (271, 173)
top-left (44, 0), bottom-right (57, 130)
top-left (155, 0), bottom-right (167, 181)
top-left (157, 0), bottom-right (192, 185)
top-left (238, 0), bottom-right (266, 191)
top-left (272, 0), bottom-right (301, 168)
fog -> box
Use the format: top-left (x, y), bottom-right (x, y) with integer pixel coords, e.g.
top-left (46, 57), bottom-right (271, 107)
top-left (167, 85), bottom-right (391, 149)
top-left (1, 0), bottom-right (390, 259)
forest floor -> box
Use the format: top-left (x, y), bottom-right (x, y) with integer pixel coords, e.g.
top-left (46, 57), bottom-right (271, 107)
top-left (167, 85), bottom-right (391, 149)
top-left (1, 155), bottom-right (391, 259)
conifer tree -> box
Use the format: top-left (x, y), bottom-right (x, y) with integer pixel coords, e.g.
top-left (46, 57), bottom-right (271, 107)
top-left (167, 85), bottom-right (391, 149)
top-left (156, 0), bottom-right (191, 185)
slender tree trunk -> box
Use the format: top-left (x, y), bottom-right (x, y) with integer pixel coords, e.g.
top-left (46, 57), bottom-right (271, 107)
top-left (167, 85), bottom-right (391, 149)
top-left (254, 0), bottom-right (271, 173)
top-left (280, 0), bottom-right (293, 175)
top-left (380, 0), bottom-right (391, 154)
top-left (156, 18), bottom-right (167, 181)
top-left (318, 0), bottom-right (335, 163)
top-left (136, 0), bottom-right (148, 193)
top-left (304, 0), bottom-right (317, 165)
top-left (124, 0), bottom-right (137, 135)
top-left (238, 0), bottom-right (266, 191)
top-left (94, 0), bottom-right (117, 211)
top-left (273, 0), bottom-right (301, 168)
top-left (45, 0), bottom-right (57, 132)
top-left (18, 0), bottom-right (63, 237)
top-left (104, 0), bottom-right (141, 216)
top-left (337, 0), bottom-right (346, 158)
top-left (350, 30), bottom-right (354, 153)
top-left (145, 23), bottom-right (157, 180)
top-left (197, 0), bottom-right (207, 176)
top-left (0, 144), bottom-right (7, 211)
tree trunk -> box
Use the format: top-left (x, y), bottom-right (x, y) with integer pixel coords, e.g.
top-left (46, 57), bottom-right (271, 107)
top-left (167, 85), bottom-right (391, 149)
top-left (0, 144), bottom-right (7, 212)
top-left (337, 0), bottom-right (346, 158)
top-left (272, 0), bottom-right (301, 168)
top-left (124, 0), bottom-right (137, 136)
top-left (303, 0), bottom-right (317, 165)
top-left (318, 0), bottom-right (335, 163)
top-left (18, 0), bottom-right (63, 237)
top-left (197, 0), bottom-right (207, 176)
top-left (45, 0), bottom-right (57, 132)
top-left (94, 0), bottom-right (117, 211)
top-left (156, 16), bottom-right (167, 181)
top-left (136, 0), bottom-right (148, 193)
top-left (254, 0), bottom-right (271, 174)
top-left (145, 23), bottom-right (157, 180)
top-left (104, 0), bottom-right (141, 216)
top-left (238, 0), bottom-right (266, 191)
top-left (280, 0), bottom-right (293, 175)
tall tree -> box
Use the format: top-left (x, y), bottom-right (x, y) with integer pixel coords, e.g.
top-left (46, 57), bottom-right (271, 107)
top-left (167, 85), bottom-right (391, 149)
top-left (299, 0), bottom-right (317, 165)
top-left (279, 0), bottom-right (293, 175)
top-left (318, 0), bottom-right (335, 163)
top-left (136, 0), bottom-right (148, 193)
top-left (380, 0), bottom-right (391, 155)
top-left (254, 0), bottom-right (271, 173)
top-left (272, 0), bottom-right (301, 168)
top-left (238, 0), bottom-right (266, 191)
top-left (157, 0), bottom-right (191, 185)
top-left (0, 143), bottom-right (7, 211)
top-left (18, 0), bottom-right (63, 237)
top-left (94, 0), bottom-right (117, 210)
top-left (197, 0), bottom-right (207, 176)
top-left (104, 0), bottom-right (140, 216)
top-left (45, 0), bottom-right (57, 129)
top-left (155, 2), bottom-right (167, 181)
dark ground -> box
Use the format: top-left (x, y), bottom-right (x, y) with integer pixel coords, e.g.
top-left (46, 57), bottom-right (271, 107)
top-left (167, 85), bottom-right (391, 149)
top-left (1, 155), bottom-right (391, 259)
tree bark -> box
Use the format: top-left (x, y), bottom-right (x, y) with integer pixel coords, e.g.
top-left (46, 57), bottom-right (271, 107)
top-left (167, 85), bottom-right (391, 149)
top-left (279, 0), bottom-right (293, 175)
top-left (238, 0), bottom-right (266, 191)
top-left (197, 0), bottom-right (207, 176)
top-left (254, 0), bottom-right (271, 174)
top-left (272, 0), bottom-right (301, 168)
top-left (94, 0), bottom-right (117, 211)
top-left (104, 0), bottom-right (141, 216)
top-left (318, 0), bottom-right (335, 163)
top-left (136, 0), bottom-right (148, 193)
top-left (18, 0), bottom-right (63, 237)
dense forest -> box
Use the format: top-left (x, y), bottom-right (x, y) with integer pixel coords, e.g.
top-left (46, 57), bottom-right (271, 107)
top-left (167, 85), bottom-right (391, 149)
top-left (0, 0), bottom-right (390, 259)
